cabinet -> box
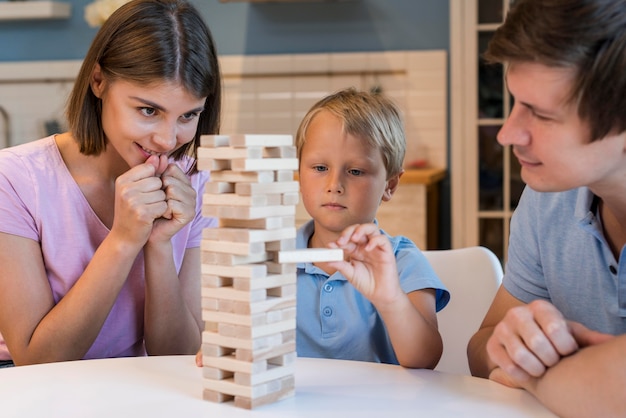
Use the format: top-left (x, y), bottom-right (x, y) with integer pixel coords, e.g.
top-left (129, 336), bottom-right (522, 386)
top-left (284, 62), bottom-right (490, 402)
top-left (296, 168), bottom-right (446, 250)
top-left (0, 1), bottom-right (71, 21)
top-left (451, 0), bottom-right (520, 261)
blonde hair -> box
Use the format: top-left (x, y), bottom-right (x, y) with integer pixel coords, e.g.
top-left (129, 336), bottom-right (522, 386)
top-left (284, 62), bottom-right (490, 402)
top-left (296, 87), bottom-right (406, 178)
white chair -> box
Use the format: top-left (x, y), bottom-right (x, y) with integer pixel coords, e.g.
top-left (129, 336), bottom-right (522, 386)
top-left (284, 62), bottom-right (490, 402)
top-left (423, 246), bottom-right (503, 375)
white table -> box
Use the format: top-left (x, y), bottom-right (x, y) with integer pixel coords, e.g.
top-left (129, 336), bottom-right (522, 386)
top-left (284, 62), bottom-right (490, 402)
top-left (0, 355), bottom-right (555, 417)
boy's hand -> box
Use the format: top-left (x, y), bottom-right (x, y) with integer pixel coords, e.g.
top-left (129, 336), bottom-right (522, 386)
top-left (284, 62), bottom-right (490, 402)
top-left (326, 223), bottom-right (404, 307)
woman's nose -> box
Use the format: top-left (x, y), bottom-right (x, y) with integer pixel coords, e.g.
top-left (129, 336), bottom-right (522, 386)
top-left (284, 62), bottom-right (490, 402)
top-left (153, 123), bottom-right (178, 151)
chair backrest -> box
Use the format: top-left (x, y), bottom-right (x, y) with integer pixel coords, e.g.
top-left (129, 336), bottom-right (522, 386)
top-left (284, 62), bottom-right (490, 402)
top-left (423, 246), bottom-right (503, 375)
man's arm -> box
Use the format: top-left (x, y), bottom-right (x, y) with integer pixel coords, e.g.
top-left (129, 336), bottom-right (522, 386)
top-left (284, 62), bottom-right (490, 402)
top-left (467, 285), bottom-right (526, 377)
top-left (492, 331), bottom-right (624, 418)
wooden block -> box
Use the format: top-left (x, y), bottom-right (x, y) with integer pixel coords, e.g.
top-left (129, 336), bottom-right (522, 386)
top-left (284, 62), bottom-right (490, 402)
top-left (201, 297), bottom-right (219, 311)
top-left (233, 375), bottom-right (295, 409)
top-left (202, 227), bottom-right (296, 244)
top-left (202, 310), bottom-right (270, 327)
top-left (203, 192), bottom-right (270, 207)
top-left (202, 251), bottom-right (269, 266)
top-left (202, 204), bottom-right (296, 220)
top-left (198, 146), bottom-right (263, 160)
top-left (201, 274), bottom-right (233, 288)
top-left (277, 248), bottom-right (344, 263)
top-left (202, 330), bottom-right (282, 351)
top-left (227, 134), bottom-right (294, 148)
top-left (265, 239), bottom-right (296, 252)
top-left (202, 365), bottom-right (234, 380)
top-left (234, 362), bottom-right (294, 386)
top-left (268, 351), bottom-right (297, 367)
top-left (219, 216), bottom-right (293, 230)
top-left (282, 192), bottom-right (300, 206)
top-left (264, 261), bottom-right (297, 274)
top-left (202, 343), bottom-right (233, 357)
top-left (202, 388), bottom-right (233, 403)
top-left (266, 284), bottom-right (296, 298)
top-left (235, 181), bottom-right (299, 196)
top-left (236, 340), bottom-right (296, 362)
top-left (234, 295), bottom-right (296, 315)
top-left (209, 170), bottom-right (275, 184)
top-left (201, 286), bottom-right (267, 302)
top-left (201, 238), bottom-right (265, 256)
top-left (197, 158), bottom-right (230, 171)
top-left (203, 353), bottom-right (268, 374)
top-left (231, 158), bottom-right (298, 172)
top-left (200, 134), bottom-right (231, 148)
top-left (205, 182), bottom-right (234, 194)
top-left (276, 170), bottom-right (295, 182)
top-left (201, 263), bottom-right (268, 279)
top-left (233, 272), bottom-right (296, 291)
top-left (218, 318), bottom-right (295, 339)
top-left (263, 146), bottom-right (296, 158)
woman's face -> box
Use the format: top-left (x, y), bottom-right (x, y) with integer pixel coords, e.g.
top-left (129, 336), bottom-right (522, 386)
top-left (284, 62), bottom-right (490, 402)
top-left (91, 70), bottom-right (206, 170)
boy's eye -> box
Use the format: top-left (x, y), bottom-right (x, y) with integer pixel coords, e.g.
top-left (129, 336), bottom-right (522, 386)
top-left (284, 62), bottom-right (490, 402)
top-left (348, 169), bottom-right (363, 176)
top-left (313, 165), bottom-right (327, 172)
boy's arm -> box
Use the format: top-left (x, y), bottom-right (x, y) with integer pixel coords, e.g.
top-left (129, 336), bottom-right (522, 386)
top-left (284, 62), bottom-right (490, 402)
top-left (326, 223), bottom-right (442, 369)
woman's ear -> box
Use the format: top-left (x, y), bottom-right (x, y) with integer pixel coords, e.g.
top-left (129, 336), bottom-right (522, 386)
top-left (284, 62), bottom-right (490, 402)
top-left (382, 169), bottom-right (404, 202)
top-left (90, 63), bottom-right (106, 98)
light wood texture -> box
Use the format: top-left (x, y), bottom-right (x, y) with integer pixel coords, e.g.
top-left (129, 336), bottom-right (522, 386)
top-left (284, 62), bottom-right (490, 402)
top-left (277, 248), bottom-right (344, 263)
top-left (200, 134), bottom-right (299, 409)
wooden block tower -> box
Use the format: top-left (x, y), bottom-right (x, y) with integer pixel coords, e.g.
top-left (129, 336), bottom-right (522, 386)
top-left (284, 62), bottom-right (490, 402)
top-left (198, 133), bottom-right (343, 409)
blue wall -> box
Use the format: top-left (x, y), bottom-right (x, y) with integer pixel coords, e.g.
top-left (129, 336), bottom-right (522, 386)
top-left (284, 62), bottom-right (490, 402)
top-left (0, 0), bottom-right (449, 61)
top-left (0, 0), bottom-right (451, 248)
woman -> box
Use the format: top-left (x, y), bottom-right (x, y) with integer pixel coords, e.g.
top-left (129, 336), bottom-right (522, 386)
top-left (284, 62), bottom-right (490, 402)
top-left (0, 0), bottom-right (221, 366)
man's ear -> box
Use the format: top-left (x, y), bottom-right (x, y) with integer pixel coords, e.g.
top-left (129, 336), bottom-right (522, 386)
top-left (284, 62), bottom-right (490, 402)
top-left (90, 63), bottom-right (106, 98)
top-left (382, 169), bottom-right (404, 202)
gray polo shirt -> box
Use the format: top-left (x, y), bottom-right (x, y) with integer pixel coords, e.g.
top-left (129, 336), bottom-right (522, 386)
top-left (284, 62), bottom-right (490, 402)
top-left (504, 186), bottom-right (626, 334)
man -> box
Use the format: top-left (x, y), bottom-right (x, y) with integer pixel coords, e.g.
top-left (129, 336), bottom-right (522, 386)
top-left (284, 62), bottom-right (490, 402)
top-left (467, 1), bottom-right (626, 417)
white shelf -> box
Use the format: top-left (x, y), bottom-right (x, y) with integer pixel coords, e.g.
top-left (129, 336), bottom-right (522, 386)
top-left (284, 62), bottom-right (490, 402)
top-left (0, 1), bottom-right (71, 21)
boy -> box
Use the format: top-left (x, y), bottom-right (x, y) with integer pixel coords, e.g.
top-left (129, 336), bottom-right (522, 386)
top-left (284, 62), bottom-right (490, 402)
top-left (466, 0), bottom-right (626, 416)
top-left (295, 88), bottom-right (449, 368)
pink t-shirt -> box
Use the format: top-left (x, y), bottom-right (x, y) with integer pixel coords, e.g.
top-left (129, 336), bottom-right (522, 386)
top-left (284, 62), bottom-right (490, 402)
top-left (0, 136), bottom-right (216, 360)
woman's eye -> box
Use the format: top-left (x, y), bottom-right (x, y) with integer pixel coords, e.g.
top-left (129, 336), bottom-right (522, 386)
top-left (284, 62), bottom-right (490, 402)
top-left (181, 112), bottom-right (200, 122)
top-left (140, 107), bottom-right (156, 117)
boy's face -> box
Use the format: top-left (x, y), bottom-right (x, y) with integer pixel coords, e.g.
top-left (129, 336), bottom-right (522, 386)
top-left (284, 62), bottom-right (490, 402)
top-left (498, 61), bottom-right (626, 193)
top-left (299, 110), bottom-right (396, 238)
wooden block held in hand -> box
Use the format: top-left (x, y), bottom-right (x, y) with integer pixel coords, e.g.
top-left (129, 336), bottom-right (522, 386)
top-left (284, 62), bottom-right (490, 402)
top-left (277, 248), bottom-right (344, 264)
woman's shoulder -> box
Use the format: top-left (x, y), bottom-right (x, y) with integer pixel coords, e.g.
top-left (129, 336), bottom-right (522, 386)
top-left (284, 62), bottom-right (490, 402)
top-left (0, 136), bottom-right (58, 174)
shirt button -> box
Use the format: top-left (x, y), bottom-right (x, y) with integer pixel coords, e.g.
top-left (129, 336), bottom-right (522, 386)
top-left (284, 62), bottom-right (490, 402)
top-left (323, 283), bottom-right (333, 293)
top-left (323, 307), bottom-right (333, 317)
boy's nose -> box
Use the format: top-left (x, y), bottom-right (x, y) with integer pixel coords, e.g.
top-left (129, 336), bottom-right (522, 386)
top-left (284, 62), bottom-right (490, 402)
top-left (326, 174), bottom-right (344, 194)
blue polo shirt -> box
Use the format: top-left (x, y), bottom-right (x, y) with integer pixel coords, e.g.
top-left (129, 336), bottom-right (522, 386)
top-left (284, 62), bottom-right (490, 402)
top-left (505, 186), bottom-right (626, 334)
top-left (295, 220), bottom-right (450, 364)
